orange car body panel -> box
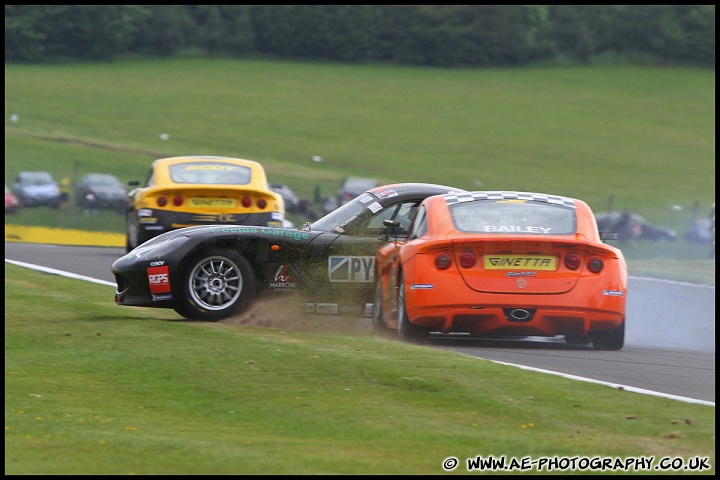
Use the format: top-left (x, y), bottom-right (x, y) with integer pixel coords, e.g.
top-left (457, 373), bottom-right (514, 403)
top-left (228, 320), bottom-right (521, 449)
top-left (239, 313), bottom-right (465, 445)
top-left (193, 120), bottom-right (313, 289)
top-left (376, 192), bottom-right (627, 337)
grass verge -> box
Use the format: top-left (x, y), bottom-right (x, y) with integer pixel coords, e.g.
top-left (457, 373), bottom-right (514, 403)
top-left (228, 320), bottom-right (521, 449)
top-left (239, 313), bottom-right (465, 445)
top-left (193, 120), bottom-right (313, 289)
top-left (4, 263), bottom-right (715, 475)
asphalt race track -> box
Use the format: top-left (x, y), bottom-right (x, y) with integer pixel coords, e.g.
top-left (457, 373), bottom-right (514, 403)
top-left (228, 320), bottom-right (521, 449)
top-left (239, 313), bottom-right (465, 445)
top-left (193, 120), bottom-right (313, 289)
top-left (4, 242), bottom-right (715, 405)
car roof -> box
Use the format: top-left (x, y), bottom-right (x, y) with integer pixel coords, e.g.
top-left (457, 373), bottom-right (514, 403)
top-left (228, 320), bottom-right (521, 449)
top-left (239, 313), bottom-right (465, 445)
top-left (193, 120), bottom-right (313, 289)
top-left (440, 190), bottom-right (577, 208)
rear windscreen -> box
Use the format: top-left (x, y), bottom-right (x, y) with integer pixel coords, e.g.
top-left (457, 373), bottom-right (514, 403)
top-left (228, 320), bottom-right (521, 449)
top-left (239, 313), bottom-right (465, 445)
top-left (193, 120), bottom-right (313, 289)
top-left (169, 162), bottom-right (251, 185)
top-left (450, 200), bottom-right (577, 235)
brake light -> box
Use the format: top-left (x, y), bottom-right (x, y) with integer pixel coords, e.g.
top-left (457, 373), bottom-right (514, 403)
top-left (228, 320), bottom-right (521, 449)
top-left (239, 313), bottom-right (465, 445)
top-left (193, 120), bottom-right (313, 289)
top-left (257, 198), bottom-right (267, 209)
top-left (459, 251), bottom-right (476, 268)
top-left (241, 196), bottom-right (252, 208)
top-left (435, 253), bottom-right (452, 270)
top-left (173, 195), bottom-right (183, 207)
top-left (587, 256), bottom-right (604, 273)
top-left (564, 253), bottom-right (581, 270)
top-left (157, 196), bottom-right (167, 207)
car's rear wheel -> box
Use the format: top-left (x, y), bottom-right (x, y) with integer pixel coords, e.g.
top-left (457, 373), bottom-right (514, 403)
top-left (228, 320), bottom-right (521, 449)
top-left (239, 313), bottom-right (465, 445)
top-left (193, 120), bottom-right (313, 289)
top-left (372, 278), bottom-right (386, 332)
top-left (396, 273), bottom-right (429, 343)
top-left (590, 319), bottom-right (625, 351)
top-left (174, 250), bottom-right (256, 321)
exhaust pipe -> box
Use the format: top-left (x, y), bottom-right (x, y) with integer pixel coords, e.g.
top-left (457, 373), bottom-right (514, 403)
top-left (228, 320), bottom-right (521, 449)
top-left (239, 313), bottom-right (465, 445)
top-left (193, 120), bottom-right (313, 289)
top-left (504, 308), bottom-right (536, 322)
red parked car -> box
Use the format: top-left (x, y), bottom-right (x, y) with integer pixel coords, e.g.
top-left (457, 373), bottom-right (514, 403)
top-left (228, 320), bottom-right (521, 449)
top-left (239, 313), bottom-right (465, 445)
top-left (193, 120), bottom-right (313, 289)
top-left (5, 185), bottom-right (19, 213)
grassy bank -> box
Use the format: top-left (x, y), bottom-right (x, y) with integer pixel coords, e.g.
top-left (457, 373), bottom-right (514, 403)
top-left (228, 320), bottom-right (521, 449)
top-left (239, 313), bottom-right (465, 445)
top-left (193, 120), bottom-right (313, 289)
top-left (4, 264), bottom-right (715, 475)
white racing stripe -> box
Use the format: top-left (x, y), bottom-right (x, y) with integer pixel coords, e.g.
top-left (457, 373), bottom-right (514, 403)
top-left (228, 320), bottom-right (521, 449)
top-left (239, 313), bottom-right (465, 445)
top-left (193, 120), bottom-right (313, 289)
top-left (5, 259), bottom-right (116, 287)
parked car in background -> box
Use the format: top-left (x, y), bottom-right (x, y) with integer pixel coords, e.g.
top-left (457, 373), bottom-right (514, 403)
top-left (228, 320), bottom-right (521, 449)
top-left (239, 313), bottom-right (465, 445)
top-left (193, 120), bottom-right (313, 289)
top-left (5, 185), bottom-right (19, 213)
top-left (124, 155), bottom-right (285, 253)
top-left (112, 183), bottom-right (466, 321)
top-left (337, 177), bottom-right (377, 205)
top-left (375, 191), bottom-right (627, 350)
top-left (595, 211), bottom-right (676, 242)
top-left (270, 183), bottom-right (301, 213)
top-left (74, 173), bottom-right (127, 212)
top-left (12, 171), bottom-right (61, 208)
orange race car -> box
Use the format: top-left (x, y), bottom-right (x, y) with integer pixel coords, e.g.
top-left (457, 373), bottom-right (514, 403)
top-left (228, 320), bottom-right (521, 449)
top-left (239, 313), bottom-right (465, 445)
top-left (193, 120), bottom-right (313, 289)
top-left (374, 191), bottom-right (627, 350)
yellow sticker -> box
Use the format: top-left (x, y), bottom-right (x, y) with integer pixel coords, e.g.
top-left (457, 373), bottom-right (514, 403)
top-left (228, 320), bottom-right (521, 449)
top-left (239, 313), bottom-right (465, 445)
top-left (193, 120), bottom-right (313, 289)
top-left (484, 255), bottom-right (557, 270)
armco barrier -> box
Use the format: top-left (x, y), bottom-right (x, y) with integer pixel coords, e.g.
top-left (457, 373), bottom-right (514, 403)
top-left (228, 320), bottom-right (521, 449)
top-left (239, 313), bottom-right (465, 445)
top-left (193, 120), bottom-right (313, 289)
top-left (5, 225), bottom-right (124, 248)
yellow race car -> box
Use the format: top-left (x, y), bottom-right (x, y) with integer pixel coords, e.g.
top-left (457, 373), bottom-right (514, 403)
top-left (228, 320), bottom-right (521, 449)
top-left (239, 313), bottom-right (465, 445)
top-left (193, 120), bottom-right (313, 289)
top-left (125, 155), bottom-right (285, 252)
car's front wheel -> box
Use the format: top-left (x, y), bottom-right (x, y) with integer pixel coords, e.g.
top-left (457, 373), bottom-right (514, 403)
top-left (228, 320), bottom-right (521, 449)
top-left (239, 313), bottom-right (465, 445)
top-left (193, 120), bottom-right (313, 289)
top-left (174, 250), bottom-right (256, 321)
top-left (590, 319), bottom-right (625, 351)
top-left (396, 273), bottom-right (429, 343)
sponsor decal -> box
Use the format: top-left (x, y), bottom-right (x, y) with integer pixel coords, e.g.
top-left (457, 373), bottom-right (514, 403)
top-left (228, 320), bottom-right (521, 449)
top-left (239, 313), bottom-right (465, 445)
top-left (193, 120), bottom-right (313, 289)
top-left (482, 226), bottom-right (552, 233)
top-left (260, 227), bottom-right (310, 241)
top-left (152, 293), bottom-right (173, 301)
top-left (270, 265), bottom-right (295, 291)
top-left (138, 209), bottom-right (153, 217)
top-left (144, 225), bottom-right (164, 231)
top-left (515, 277), bottom-right (528, 288)
top-left (139, 217), bottom-right (158, 223)
top-left (329, 256), bottom-right (375, 282)
top-left (271, 212), bottom-right (283, 220)
top-left (185, 165), bottom-right (237, 171)
top-left (375, 189), bottom-right (398, 199)
top-left (150, 261), bottom-right (166, 266)
top-left (217, 214), bottom-right (236, 222)
top-left (147, 265), bottom-right (171, 294)
top-left (410, 284), bottom-right (434, 289)
top-left (485, 255), bottom-right (557, 270)
top-left (211, 226), bottom-right (259, 234)
top-left (505, 272), bottom-right (537, 277)
top-left (368, 202), bottom-right (382, 213)
top-left (603, 290), bottom-right (625, 297)
top-left (357, 194), bottom-right (374, 204)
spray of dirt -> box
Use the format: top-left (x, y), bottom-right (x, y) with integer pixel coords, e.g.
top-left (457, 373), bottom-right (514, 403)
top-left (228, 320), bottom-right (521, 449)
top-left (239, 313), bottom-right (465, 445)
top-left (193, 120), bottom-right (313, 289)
top-left (218, 294), bottom-right (379, 336)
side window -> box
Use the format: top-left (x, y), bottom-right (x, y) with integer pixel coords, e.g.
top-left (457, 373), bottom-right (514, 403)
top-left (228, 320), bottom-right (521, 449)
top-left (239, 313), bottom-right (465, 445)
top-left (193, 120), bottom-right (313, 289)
top-left (353, 201), bottom-right (419, 236)
top-left (407, 205), bottom-right (428, 239)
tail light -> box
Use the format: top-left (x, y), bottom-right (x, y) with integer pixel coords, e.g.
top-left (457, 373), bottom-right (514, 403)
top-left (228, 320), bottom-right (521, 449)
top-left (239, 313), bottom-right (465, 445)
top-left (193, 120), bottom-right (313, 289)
top-left (157, 196), bottom-right (167, 207)
top-left (587, 256), bottom-right (604, 273)
top-left (564, 253), bottom-right (581, 270)
top-left (172, 195), bottom-right (183, 207)
top-left (459, 251), bottom-right (476, 268)
top-left (241, 196), bottom-right (252, 208)
top-left (257, 198), bottom-right (267, 209)
top-left (435, 253), bottom-right (452, 270)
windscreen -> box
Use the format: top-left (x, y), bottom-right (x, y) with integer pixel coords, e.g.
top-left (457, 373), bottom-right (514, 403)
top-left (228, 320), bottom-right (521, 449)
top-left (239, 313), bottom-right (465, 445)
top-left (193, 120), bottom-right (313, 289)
top-left (450, 200), bottom-right (577, 235)
top-left (169, 162), bottom-right (251, 185)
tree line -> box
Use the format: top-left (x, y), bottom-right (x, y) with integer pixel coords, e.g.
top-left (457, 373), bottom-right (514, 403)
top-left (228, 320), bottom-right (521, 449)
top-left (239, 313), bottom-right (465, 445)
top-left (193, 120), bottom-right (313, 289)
top-left (5, 5), bottom-right (715, 67)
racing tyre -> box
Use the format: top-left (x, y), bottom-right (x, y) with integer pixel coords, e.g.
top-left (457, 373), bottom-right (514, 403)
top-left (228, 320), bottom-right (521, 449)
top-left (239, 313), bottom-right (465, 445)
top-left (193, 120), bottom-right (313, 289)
top-left (371, 279), bottom-right (386, 332)
top-left (125, 213), bottom-right (152, 253)
top-left (174, 250), bottom-right (256, 321)
top-left (590, 319), bottom-right (625, 351)
top-left (396, 274), bottom-right (429, 343)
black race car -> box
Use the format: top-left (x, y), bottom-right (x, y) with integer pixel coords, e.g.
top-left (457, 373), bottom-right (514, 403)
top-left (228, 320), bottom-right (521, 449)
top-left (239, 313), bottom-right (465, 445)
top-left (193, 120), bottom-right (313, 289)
top-left (111, 183), bottom-right (466, 321)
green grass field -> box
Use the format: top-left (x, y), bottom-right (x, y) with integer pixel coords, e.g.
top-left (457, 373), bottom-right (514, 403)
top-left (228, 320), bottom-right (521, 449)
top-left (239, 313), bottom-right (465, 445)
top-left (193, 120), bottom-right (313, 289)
top-left (4, 59), bottom-right (716, 283)
top-left (4, 59), bottom-right (716, 474)
top-left (4, 264), bottom-right (715, 475)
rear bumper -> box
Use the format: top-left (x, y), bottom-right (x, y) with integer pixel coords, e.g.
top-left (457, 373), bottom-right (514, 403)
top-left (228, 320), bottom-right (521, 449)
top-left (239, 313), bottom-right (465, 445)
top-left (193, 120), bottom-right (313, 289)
top-left (408, 304), bottom-right (624, 336)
